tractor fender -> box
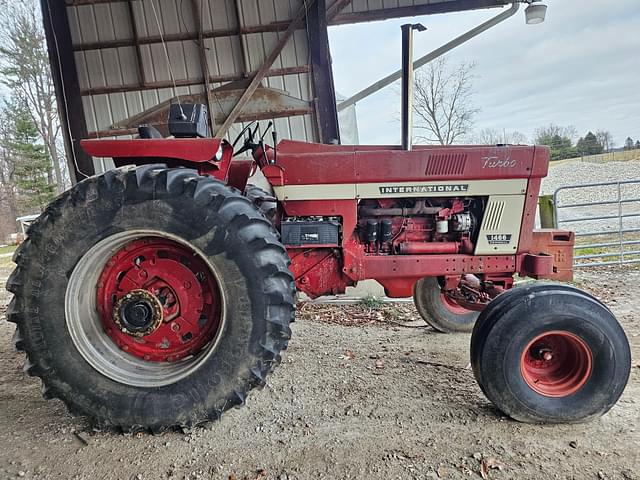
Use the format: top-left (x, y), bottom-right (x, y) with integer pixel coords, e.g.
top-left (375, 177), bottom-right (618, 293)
top-left (80, 138), bottom-right (242, 185)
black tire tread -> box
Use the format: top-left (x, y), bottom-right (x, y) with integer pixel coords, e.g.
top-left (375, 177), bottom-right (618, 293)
top-left (470, 284), bottom-right (630, 423)
top-left (7, 166), bottom-right (295, 432)
top-left (413, 276), bottom-right (479, 333)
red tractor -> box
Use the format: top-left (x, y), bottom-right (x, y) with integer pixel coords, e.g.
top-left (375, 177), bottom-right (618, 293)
top-left (6, 102), bottom-right (631, 431)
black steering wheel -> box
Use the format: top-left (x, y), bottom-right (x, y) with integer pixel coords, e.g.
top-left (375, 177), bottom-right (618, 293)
top-left (231, 121), bottom-right (260, 153)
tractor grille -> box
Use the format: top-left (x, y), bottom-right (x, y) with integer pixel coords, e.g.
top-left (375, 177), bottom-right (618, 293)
top-left (425, 153), bottom-right (467, 176)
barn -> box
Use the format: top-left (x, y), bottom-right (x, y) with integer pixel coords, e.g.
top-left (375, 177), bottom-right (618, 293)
top-left (42, 0), bottom-right (519, 181)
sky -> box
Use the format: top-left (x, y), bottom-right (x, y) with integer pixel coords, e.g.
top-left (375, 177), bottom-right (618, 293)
top-left (328, 0), bottom-right (640, 146)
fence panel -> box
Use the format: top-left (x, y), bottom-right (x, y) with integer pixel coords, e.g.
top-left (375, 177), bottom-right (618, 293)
top-left (553, 180), bottom-right (640, 267)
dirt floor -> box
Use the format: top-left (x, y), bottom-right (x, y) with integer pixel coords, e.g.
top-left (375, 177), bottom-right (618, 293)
top-left (0, 258), bottom-right (638, 480)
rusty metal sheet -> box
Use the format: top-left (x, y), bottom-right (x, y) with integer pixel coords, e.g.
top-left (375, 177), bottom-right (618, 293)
top-left (109, 81), bottom-right (313, 133)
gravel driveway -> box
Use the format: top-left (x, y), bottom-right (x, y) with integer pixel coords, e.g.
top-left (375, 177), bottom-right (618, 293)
top-left (542, 160), bottom-right (640, 237)
top-left (0, 262), bottom-right (638, 480)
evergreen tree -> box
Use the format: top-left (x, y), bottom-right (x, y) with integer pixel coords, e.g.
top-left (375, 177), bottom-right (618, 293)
top-left (635, 140), bottom-right (640, 150)
top-left (4, 103), bottom-right (56, 212)
top-left (576, 131), bottom-right (604, 156)
top-left (624, 137), bottom-right (634, 150)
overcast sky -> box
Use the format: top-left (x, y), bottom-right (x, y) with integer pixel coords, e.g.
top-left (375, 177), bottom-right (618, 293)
top-left (328, 0), bottom-right (640, 146)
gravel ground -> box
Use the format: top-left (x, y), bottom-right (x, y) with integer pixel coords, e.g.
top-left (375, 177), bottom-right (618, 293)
top-left (1, 160), bottom-right (640, 480)
top-left (541, 160), bottom-right (640, 236)
top-left (0, 260), bottom-right (639, 480)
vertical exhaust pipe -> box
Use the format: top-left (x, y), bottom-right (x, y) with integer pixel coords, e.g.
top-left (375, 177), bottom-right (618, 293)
top-left (401, 23), bottom-right (426, 151)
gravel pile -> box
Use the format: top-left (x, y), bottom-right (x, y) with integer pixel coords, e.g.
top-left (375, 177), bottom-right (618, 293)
top-left (540, 160), bottom-right (640, 235)
top-left (542, 159), bottom-right (640, 198)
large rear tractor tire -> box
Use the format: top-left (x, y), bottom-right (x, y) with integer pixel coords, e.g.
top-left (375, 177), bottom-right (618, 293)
top-left (7, 165), bottom-right (295, 432)
top-left (413, 277), bottom-right (479, 333)
top-left (470, 284), bottom-right (630, 423)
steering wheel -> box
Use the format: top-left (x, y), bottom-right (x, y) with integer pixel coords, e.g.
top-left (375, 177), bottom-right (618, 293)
top-left (231, 121), bottom-right (258, 150)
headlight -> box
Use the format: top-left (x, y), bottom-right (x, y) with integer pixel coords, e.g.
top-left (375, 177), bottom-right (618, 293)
top-left (214, 144), bottom-right (223, 161)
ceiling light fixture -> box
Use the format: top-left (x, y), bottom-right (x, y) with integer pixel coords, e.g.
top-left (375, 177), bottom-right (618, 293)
top-left (525, 2), bottom-right (547, 25)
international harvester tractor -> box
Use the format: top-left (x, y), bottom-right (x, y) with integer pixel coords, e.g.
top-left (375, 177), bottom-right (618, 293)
top-left (6, 26), bottom-right (630, 431)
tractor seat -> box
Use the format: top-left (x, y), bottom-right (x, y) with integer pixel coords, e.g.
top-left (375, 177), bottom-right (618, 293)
top-left (138, 125), bottom-right (163, 139)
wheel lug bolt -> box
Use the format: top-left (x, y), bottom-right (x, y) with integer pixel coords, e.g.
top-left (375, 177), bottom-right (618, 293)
top-left (184, 281), bottom-right (192, 289)
top-left (543, 352), bottom-right (553, 361)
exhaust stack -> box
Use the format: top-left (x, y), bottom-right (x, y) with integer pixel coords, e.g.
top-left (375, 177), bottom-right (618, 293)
top-left (401, 23), bottom-right (426, 151)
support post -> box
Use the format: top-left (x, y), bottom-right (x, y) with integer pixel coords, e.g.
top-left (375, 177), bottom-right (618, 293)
top-left (41, 0), bottom-right (94, 182)
top-left (127, 0), bottom-right (147, 85)
top-left (308, 0), bottom-right (340, 144)
top-left (538, 195), bottom-right (557, 228)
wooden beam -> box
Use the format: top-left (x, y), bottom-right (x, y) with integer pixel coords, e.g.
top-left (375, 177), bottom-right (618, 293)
top-left (327, 0), bottom-right (352, 19)
top-left (41, 0), bottom-right (94, 182)
top-left (126, 0), bottom-right (146, 84)
top-left (233, 0), bottom-right (250, 77)
top-left (80, 65), bottom-right (311, 96)
top-left (72, 23), bottom-right (291, 52)
top-left (190, 0), bottom-right (216, 132)
top-left (308, 0), bottom-right (340, 144)
top-left (214, 0), bottom-right (317, 137)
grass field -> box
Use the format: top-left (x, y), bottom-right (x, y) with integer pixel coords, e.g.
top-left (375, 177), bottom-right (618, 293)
top-left (0, 245), bottom-right (16, 256)
top-left (550, 149), bottom-right (640, 167)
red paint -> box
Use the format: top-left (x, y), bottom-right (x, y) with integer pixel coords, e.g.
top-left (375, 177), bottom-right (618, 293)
top-left (440, 293), bottom-right (472, 315)
top-left (397, 242), bottom-right (460, 255)
top-left (81, 138), bottom-right (234, 180)
top-left (272, 140), bottom-right (545, 185)
top-left (96, 237), bottom-right (221, 362)
top-left (520, 331), bottom-right (592, 397)
top-left (82, 136), bottom-right (568, 301)
top-left (378, 278), bottom-right (421, 298)
top-left (82, 138), bottom-right (224, 163)
top-left (287, 248), bottom-right (354, 298)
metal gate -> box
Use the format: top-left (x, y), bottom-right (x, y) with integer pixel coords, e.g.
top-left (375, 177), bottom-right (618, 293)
top-left (553, 180), bottom-right (640, 267)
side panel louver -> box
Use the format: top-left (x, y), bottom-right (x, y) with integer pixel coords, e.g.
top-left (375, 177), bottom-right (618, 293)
top-left (475, 195), bottom-right (526, 255)
top-left (483, 201), bottom-right (505, 231)
top-left (425, 153), bottom-right (467, 176)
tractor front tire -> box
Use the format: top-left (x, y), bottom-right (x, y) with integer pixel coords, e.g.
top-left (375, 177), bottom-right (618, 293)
top-left (244, 184), bottom-right (277, 222)
top-left (470, 284), bottom-right (630, 423)
top-left (7, 165), bottom-right (295, 432)
top-left (413, 277), bottom-right (479, 333)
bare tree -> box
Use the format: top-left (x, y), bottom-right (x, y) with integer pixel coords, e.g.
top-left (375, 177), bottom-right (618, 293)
top-left (412, 58), bottom-right (479, 145)
top-left (534, 124), bottom-right (578, 145)
top-left (0, 0), bottom-right (68, 192)
top-left (595, 130), bottom-right (614, 152)
top-left (475, 128), bottom-right (529, 145)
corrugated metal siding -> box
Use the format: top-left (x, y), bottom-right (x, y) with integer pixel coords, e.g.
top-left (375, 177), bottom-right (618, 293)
top-left (68, 0), bottom-right (317, 150)
top-left (64, 0), bottom-right (503, 172)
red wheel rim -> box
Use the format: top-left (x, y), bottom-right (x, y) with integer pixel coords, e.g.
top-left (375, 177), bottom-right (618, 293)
top-left (96, 237), bottom-right (221, 362)
top-left (439, 293), bottom-right (471, 315)
top-left (520, 330), bottom-right (592, 397)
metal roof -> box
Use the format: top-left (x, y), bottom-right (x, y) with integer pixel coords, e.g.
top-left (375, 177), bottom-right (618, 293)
top-left (43, 0), bottom-right (509, 180)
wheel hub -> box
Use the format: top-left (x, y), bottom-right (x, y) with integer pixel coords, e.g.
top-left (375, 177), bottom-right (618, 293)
top-left (96, 237), bottom-right (221, 363)
top-left (520, 330), bottom-right (593, 397)
top-left (114, 290), bottom-right (163, 336)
